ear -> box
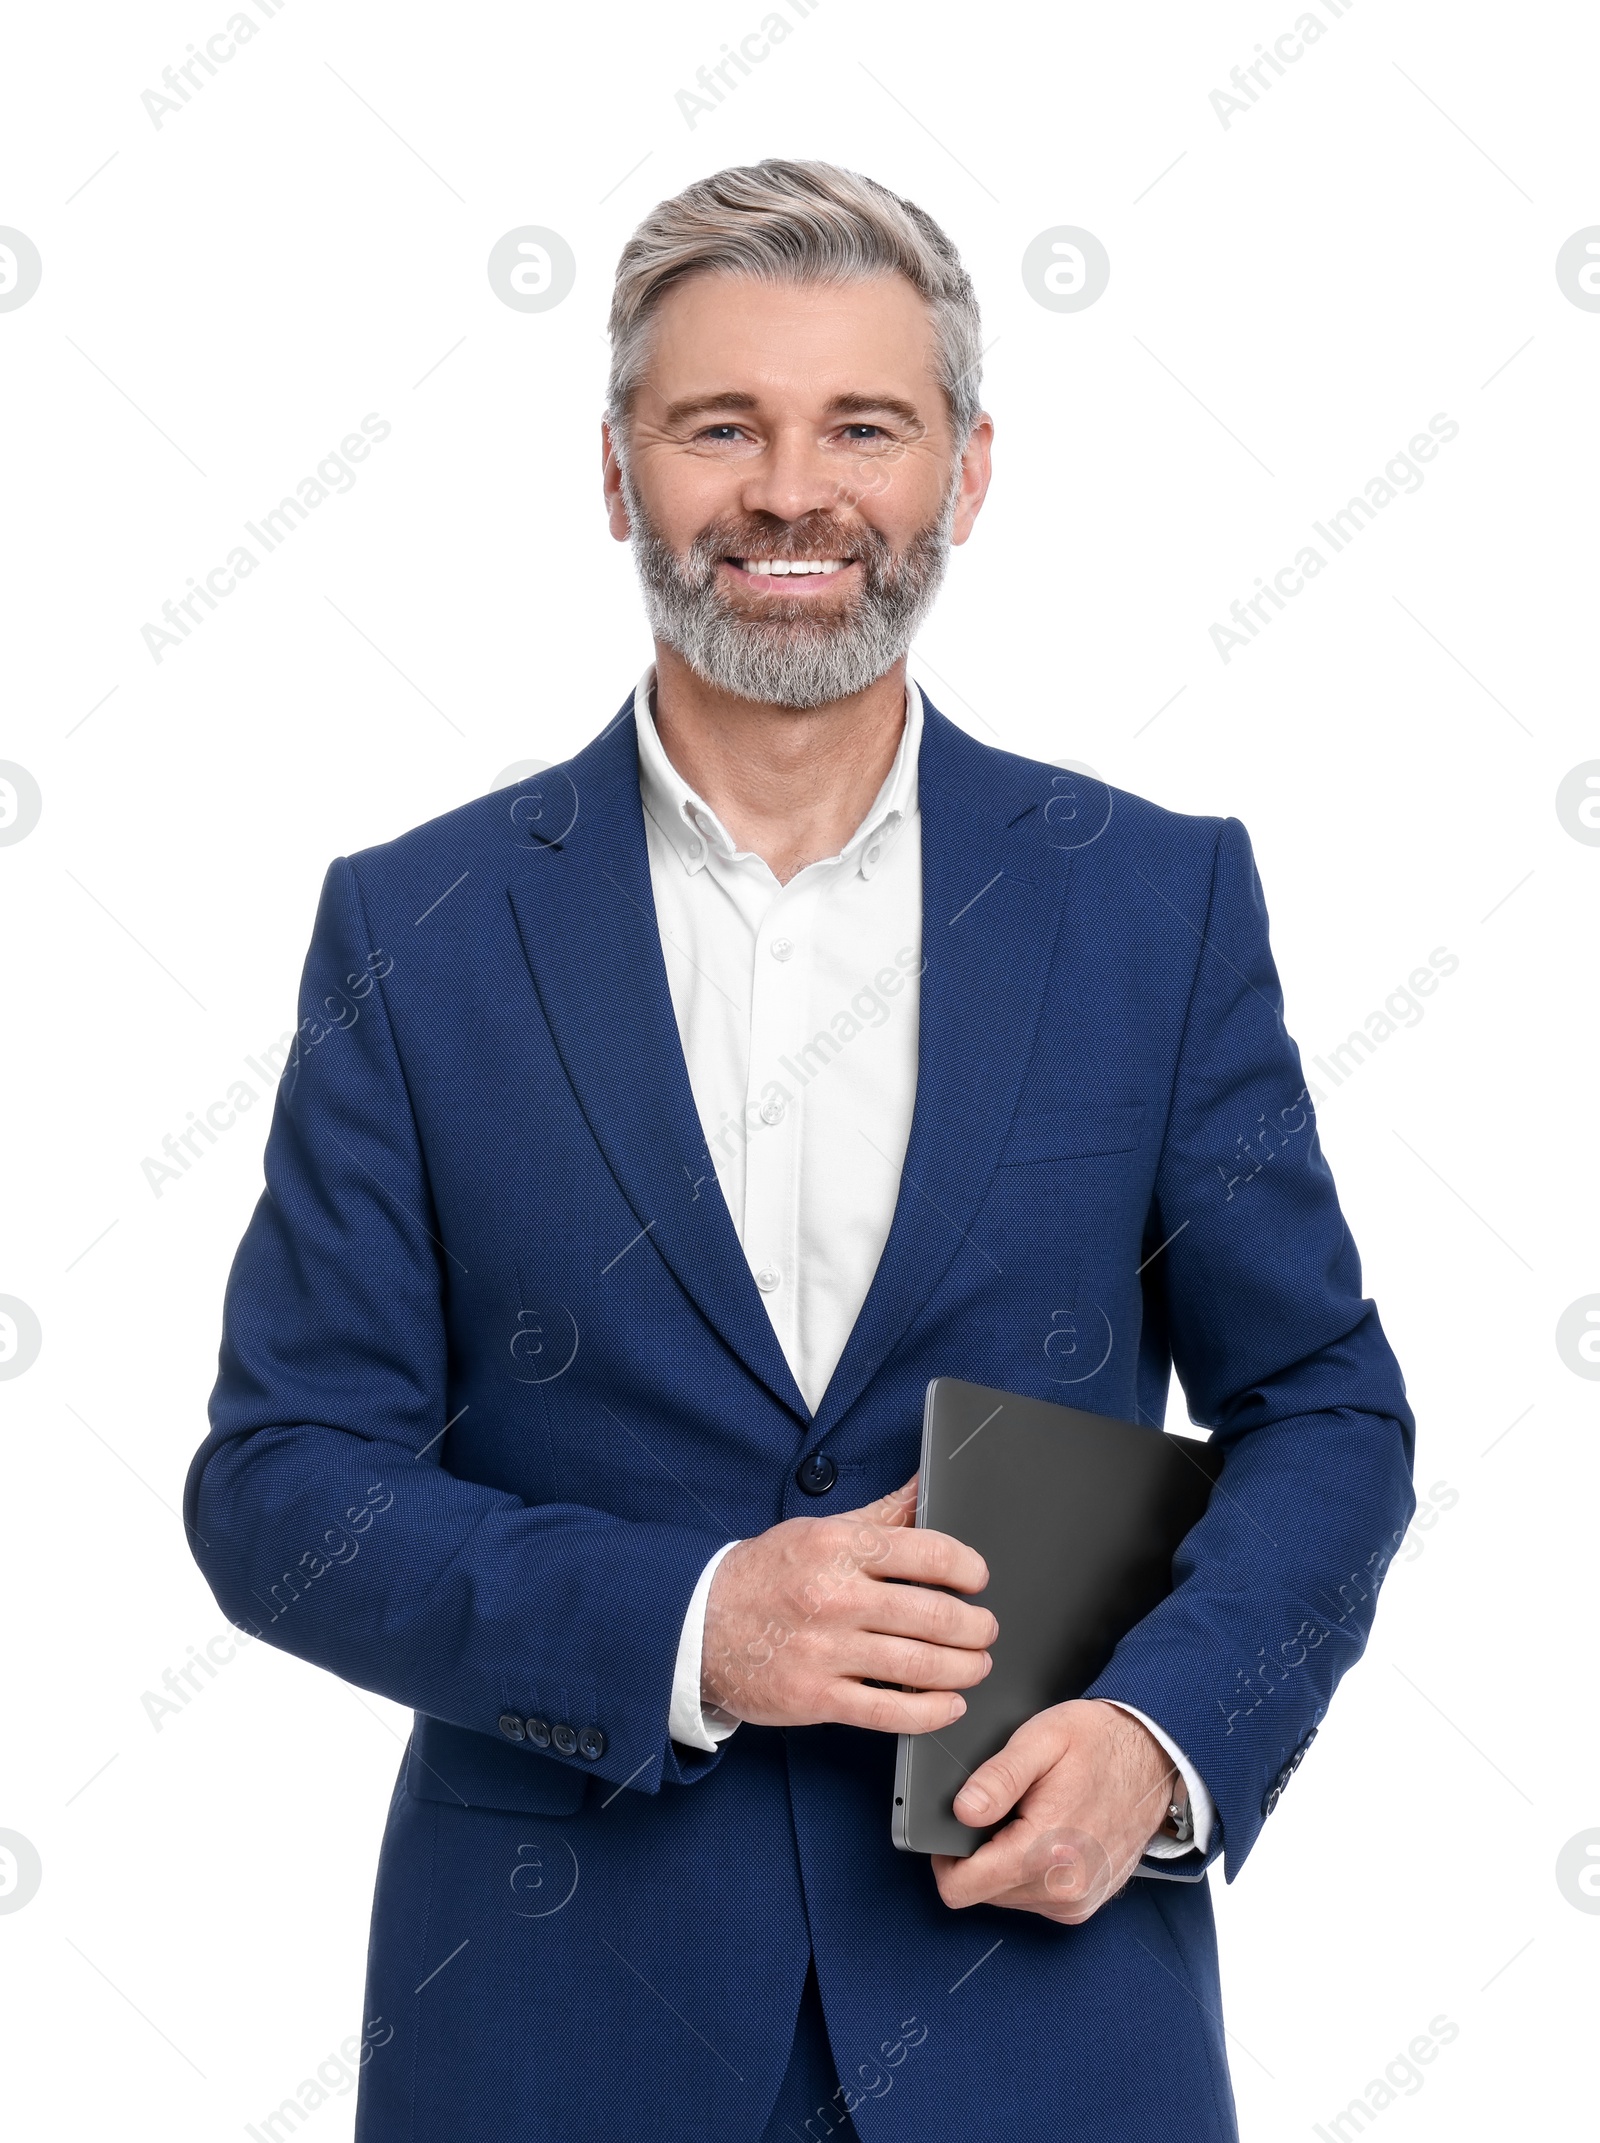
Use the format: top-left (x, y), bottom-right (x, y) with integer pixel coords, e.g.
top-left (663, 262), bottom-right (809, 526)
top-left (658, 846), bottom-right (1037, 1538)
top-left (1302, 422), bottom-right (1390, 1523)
top-left (949, 412), bottom-right (994, 548)
top-left (601, 418), bottom-right (632, 542)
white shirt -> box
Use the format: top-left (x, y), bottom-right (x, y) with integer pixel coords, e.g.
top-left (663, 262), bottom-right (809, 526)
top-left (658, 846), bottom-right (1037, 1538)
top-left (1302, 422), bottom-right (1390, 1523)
top-left (633, 665), bottom-right (1213, 1860)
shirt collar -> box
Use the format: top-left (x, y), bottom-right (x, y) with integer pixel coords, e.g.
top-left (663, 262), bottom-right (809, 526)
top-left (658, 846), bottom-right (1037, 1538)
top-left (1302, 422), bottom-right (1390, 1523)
top-left (632, 663), bottom-right (921, 882)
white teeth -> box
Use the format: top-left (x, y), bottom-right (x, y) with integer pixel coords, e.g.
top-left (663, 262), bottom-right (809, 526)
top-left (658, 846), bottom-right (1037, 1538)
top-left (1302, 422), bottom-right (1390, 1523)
top-left (737, 559), bottom-right (848, 576)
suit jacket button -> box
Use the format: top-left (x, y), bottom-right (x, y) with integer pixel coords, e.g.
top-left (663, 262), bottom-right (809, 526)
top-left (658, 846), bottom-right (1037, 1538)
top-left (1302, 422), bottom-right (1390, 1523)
top-left (578, 1727), bottom-right (606, 1760)
top-left (498, 1713), bottom-right (525, 1741)
top-left (796, 1454), bottom-right (837, 1495)
top-left (551, 1722), bottom-right (578, 1755)
top-left (526, 1716), bottom-right (551, 1748)
top-left (1262, 1785), bottom-right (1281, 1816)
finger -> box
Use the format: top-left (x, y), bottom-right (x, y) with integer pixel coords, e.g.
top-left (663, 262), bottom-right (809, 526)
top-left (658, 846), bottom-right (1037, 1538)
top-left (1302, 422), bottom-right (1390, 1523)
top-left (860, 1579), bottom-right (999, 1653)
top-left (933, 1859), bottom-right (1112, 1924)
top-left (1031, 1828), bottom-right (1117, 1911)
top-left (935, 1822), bottom-right (1113, 1912)
top-left (930, 1822), bottom-right (1039, 1906)
top-left (824, 1678), bottom-right (968, 1736)
top-left (836, 1630), bottom-right (993, 1693)
top-left (952, 1714), bottom-right (1066, 1826)
top-left (856, 1523), bottom-right (990, 1595)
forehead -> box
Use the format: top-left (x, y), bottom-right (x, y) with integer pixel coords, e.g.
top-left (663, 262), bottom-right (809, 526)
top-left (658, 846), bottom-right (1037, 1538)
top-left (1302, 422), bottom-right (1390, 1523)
top-left (637, 269), bottom-right (943, 414)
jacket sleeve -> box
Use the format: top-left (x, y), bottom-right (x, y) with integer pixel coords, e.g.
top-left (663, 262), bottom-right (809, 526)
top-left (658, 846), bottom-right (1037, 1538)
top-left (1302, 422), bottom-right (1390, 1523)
top-left (1082, 816), bottom-right (1417, 1881)
top-left (183, 855), bottom-right (729, 1797)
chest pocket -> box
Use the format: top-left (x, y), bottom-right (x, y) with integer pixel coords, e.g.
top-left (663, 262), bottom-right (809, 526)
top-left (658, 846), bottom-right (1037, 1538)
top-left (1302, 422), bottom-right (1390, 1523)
top-left (996, 1103), bottom-right (1145, 1166)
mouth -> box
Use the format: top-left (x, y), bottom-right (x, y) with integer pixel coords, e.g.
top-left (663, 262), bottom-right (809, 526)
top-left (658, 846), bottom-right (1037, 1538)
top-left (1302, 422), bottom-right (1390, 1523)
top-left (718, 556), bottom-right (862, 595)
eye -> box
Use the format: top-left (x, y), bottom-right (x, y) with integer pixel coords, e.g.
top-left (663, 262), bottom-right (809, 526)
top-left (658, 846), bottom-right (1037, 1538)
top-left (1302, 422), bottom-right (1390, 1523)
top-left (696, 423), bottom-right (747, 443)
top-left (841, 423), bottom-right (890, 441)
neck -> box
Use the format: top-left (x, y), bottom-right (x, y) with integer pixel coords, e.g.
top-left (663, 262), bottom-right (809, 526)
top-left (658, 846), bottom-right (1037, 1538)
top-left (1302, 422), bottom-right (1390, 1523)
top-left (649, 641), bottom-right (908, 885)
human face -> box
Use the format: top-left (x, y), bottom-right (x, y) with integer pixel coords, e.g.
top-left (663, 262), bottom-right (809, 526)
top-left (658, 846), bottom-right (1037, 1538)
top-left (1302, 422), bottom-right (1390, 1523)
top-left (603, 271), bottom-right (991, 707)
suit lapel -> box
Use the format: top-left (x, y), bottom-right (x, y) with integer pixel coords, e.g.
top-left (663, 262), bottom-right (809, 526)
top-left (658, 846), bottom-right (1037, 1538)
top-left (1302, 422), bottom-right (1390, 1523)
top-left (807, 704), bottom-right (1078, 1441)
top-left (504, 690), bottom-right (1078, 1445)
top-left (505, 701), bottom-right (811, 1423)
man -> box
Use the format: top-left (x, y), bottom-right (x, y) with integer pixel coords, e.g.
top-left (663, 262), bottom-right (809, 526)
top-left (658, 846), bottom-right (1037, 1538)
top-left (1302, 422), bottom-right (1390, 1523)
top-left (186, 160), bottom-right (1415, 2141)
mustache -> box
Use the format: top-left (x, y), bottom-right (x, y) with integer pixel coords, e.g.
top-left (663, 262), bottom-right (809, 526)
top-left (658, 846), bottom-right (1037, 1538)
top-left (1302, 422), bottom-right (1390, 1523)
top-left (679, 518), bottom-right (895, 585)
top-left (620, 465), bottom-right (958, 708)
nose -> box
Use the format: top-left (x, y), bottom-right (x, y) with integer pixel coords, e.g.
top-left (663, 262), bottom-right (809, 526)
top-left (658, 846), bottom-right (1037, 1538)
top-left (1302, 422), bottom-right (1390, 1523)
top-left (736, 421), bottom-right (856, 530)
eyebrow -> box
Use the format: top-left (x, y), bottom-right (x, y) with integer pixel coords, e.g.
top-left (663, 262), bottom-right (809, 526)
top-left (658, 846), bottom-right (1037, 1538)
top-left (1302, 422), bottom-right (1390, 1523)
top-left (659, 389), bottom-right (927, 430)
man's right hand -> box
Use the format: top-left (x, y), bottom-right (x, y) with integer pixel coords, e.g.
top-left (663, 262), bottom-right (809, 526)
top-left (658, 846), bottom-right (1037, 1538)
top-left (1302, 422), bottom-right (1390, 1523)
top-left (699, 1472), bottom-right (997, 1735)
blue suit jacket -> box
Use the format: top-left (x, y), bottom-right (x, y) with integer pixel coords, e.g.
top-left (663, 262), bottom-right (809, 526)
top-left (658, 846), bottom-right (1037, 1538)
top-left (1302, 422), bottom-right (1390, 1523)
top-left (186, 692), bottom-right (1415, 2143)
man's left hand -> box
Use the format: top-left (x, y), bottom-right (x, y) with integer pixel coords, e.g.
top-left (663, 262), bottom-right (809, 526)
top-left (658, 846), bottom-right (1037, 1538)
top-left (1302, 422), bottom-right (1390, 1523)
top-left (930, 1699), bottom-right (1177, 1926)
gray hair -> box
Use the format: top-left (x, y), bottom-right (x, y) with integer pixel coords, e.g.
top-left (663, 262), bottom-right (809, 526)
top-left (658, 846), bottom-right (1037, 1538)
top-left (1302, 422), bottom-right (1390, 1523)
top-left (606, 158), bottom-right (982, 455)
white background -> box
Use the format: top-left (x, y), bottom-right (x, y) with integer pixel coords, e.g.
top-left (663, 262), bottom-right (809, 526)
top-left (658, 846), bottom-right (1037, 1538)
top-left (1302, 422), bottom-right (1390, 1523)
top-left (2, 1), bottom-right (1595, 2135)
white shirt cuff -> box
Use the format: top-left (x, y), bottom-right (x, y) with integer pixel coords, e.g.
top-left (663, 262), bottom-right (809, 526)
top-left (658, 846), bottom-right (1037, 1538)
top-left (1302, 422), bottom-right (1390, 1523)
top-left (1102, 1701), bottom-right (1215, 1858)
top-left (667, 1540), bottom-right (744, 1752)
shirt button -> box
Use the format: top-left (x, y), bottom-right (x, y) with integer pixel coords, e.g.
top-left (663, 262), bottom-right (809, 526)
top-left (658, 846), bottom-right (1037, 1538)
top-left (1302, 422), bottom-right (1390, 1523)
top-left (754, 1267), bottom-right (780, 1293)
top-left (865, 845), bottom-right (881, 867)
top-left (770, 937), bottom-right (795, 961)
top-left (687, 837), bottom-right (702, 858)
top-left (759, 1098), bottom-right (785, 1125)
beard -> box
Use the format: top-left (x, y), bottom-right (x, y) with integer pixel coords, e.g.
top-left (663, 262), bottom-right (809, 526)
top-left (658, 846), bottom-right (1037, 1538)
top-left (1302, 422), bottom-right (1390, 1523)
top-left (618, 460), bottom-right (962, 710)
